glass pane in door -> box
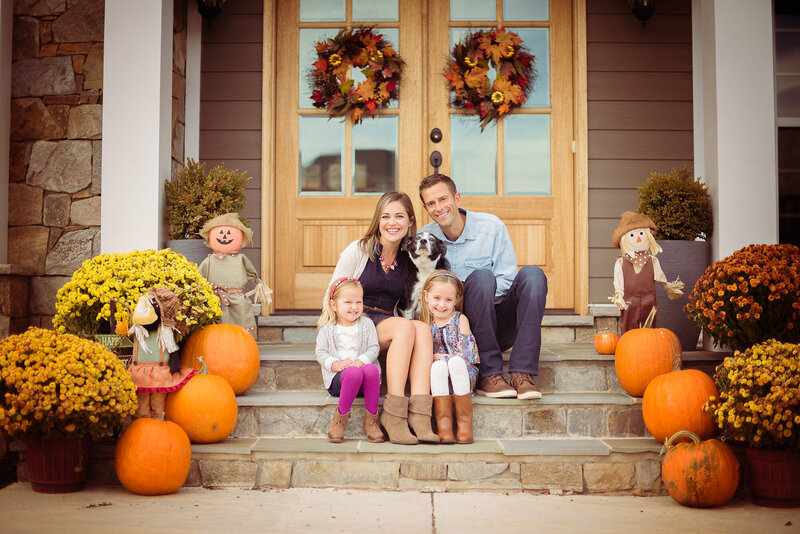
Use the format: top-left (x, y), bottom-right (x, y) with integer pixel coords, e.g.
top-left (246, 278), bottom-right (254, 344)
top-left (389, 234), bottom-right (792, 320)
top-left (511, 27), bottom-right (550, 108)
top-left (299, 28), bottom-right (338, 107)
top-left (353, 116), bottom-right (398, 193)
top-left (300, 0), bottom-right (345, 22)
top-left (299, 116), bottom-right (344, 194)
top-left (450, 116), bottom-right (497, 194)
top-left (504, 114), bottom-right (550, 195)
top-left (503, 0), bottom-right (548, 21)
top-left (353, 0), bottom-right (398, 21)
top-left (450, 0), bottom-right (495, 21)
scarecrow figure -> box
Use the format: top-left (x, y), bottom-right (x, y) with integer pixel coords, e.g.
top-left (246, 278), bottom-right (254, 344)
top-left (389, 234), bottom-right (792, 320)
top-left (198, 213), bottom-right (273, 336)
top-left (611, 211), bottom-right (684, 334)
top-left (127, 287), bottom-right (196, 419)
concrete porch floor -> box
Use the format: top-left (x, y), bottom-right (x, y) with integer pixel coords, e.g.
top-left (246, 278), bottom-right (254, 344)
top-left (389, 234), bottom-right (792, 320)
top-left (1, 483), bottom-right (798, 534)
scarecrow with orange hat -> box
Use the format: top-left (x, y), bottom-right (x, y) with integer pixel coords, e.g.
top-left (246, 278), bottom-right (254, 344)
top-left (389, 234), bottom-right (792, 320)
top-left (611, 211), bottom-right (684, 334)
top-left (198, 213), bottom-right (273, 336)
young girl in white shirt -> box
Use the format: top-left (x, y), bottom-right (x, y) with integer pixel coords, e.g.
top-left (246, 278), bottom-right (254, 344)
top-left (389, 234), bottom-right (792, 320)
top-left (316, 278), bottom-right (383, 443)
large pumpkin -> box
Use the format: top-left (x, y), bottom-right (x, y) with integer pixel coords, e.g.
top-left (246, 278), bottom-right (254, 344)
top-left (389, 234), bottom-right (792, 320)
top-left (165, 363), bottom-right (238, 443)
top-left (181, 323), bottom-right (260, 394)
top-left (593, 331), bottom-right (619, 355)
top-left (642, 369), bottom-right (719, 443)
top-left (115, 418), bottom-right (191, 495)
top-left (662, 430), bottom-right (740, 507)
top-left (614, 324), bottom-right (681, 396)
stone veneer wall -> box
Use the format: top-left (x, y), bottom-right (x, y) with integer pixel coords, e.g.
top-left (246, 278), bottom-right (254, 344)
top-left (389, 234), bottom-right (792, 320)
top-left (6, 0), bottom-right (188, 332)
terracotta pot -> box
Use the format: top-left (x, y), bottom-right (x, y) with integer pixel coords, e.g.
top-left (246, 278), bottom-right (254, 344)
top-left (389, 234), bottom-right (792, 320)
top-left (26, 435), bottom-right (91, 494)
top-left (747, 447), bottom-right (800, 508)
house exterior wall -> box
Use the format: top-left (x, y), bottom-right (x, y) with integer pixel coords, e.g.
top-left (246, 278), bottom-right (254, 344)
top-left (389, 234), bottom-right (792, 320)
top-left (586, 0), bottom-right (694, 304)
top-left (198, 0), bottom-right (263, 273)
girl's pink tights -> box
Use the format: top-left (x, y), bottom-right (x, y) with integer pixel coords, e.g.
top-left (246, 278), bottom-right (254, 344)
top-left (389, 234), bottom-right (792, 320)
top-left (338, 364), bottom-right (380, 415)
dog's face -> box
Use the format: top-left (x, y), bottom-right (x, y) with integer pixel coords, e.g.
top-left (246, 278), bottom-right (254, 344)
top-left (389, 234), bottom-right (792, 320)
top-left (403, 232), bottom-right (446, 262)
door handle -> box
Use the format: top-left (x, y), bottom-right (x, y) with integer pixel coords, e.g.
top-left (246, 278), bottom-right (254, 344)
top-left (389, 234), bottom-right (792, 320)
top-left (430, 151), bottom-right (442, 174)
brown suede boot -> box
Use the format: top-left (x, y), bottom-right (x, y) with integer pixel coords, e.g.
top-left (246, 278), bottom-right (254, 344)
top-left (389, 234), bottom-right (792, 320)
top-left (433, 395), bottom-right (456, 444)
top-left (327, 410), bottom-right (350, 443)
top-left (363, 410), bottom-right (384, 443)
top-left (379, 394), bottom-right (419, 445)
top-left (454, 394), bottom-right (474, 444)
top-left (408, 394), bottom-right (440, 443)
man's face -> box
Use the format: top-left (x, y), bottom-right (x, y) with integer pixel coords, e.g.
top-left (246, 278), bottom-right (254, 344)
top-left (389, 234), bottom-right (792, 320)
top-left (421, 182), bottom-right (461, 230)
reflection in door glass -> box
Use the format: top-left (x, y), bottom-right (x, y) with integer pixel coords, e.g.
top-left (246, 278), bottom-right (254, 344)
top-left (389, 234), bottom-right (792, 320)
top-left (504, 114), bottom-right (550, 195)
top-left (503, 0), bottom-right (548, 21)
top-left (451, 0), bottom-right (495, 21)
top-left (510, 28), bottom-right (549, 108)
top-left (450, 116), bottom-right (497, 195)
top-left (300, 0), bottom-right (345, 22)
top-left (353, 0), bottom-right (398, 21)
top-left (353, 116), bottom-right (398, 194)
top-left (299, 28), bottom-right (338, 107)
top-left (299, 116), bottom-right (344, 194)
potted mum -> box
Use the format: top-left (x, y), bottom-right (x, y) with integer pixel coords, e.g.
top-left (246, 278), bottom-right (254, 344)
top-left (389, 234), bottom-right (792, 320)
top-left (0, 328), bottom-right (138, 493)
top-left (164, 158), bottom-right (251, 265)
top-left (637, 166), bottom-right (713, 351)
top-left (53, 249), bottom-right (222, 341)
top-left (705, 340), bottom-right (800, 507)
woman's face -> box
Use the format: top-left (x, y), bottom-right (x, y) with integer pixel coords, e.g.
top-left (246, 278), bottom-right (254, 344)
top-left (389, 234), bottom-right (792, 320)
top-left (379, 200), bottom-right (412, 247)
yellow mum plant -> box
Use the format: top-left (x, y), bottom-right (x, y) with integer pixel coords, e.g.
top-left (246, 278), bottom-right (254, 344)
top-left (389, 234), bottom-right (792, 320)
top-left (53, 249), bottom-right (222, 339)
top-left (705, 340), bottom-right (800, 451)
top-left (0, 328), bottom-right (138, 440)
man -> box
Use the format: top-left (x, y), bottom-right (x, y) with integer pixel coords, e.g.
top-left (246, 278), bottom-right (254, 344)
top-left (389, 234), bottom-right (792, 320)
top-left (418, 174), bottom-right (547, 400)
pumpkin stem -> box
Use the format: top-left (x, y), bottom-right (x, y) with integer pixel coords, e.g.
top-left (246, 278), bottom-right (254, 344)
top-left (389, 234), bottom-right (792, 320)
top-left (660, 430), bottom-right (701, 455)
top-left (642, 306), bottom-right (657, 329)
top-left (196, 354), bottom-right (209, 375)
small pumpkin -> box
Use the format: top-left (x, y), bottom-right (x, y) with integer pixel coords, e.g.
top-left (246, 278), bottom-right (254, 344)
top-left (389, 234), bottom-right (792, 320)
top-left (662, 430), bottom-right (740, 507)
top-left (614, 308), bottom-right (682, 396)
top-left (165, 356), bottom-right (238, 443)
top-left (642, 369), bottom-right (719, 443)
top-left (593, 331), bottom-right (619, 355)
top-left (180, 323), bottom-right (260, 395)
top-left (115, 418), bottom-right (191, 496)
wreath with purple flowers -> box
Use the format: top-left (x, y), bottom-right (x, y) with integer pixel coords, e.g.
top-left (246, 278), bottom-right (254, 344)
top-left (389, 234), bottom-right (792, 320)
top-left (444, 28), bottom-right (536, 131)
top-left (308, 28), bottom-right (404, 124)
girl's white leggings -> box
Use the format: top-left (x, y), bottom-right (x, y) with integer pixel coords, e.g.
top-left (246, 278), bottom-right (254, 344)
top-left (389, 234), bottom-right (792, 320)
top-left (430, 356), bottom-right (470, 396)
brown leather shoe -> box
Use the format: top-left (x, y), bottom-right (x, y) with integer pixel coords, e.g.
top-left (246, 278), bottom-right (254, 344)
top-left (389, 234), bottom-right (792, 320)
top-left (363, 410), bottom-right (384, 443)
top-left (510, 373), bottom-right (542, 400)
top-left (475, 374), bottom-right (517, 398)
top-left (327, 410), bottom-right (350, 443)
top-left (433, 395), bottom-right (456, 443)
top-left (453, 393), bottom-right (473, 444)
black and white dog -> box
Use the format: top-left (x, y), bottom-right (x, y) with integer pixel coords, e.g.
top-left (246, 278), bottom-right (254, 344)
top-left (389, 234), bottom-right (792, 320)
top-left (396, 232), bottom-right (451, 319)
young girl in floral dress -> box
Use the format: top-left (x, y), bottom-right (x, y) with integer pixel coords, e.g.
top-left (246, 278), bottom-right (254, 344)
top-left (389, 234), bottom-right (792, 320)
top-left (421, 270), bottom-right (479, 444)
top-left (316, 278), bottom-right (383, 443)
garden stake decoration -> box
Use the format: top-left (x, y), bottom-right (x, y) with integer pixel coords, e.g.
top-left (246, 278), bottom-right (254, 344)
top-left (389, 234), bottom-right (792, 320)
top-left (308, 27), bottom-right (404, 124)
top-left (444, 27), bottom-right (536, 131)
top-left (610, 211), bottom-right (684, 334)
top-left (198, 213), bottom-right (273, 336)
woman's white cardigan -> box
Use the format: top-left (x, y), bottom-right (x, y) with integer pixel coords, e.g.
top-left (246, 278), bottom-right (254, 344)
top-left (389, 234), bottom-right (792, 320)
top-left (322, 240), bottom-right (371, 309)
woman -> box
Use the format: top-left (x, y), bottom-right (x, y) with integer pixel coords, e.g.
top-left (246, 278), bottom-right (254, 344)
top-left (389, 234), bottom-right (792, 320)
top-left (326, 191), bottom-right (438, 445)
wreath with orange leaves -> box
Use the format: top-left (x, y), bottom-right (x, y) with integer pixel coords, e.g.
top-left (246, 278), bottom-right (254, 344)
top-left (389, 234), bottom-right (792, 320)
top-left (444, 28), bottom-right (536, 131)
top-left (308, 27), bottom-right (404, 125)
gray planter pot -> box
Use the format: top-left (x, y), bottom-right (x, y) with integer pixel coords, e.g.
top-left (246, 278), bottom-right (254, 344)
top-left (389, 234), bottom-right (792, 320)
top-left (165, 239), bottom-right (209, 267)
top-left (656, 240), bottom-right (710, 352)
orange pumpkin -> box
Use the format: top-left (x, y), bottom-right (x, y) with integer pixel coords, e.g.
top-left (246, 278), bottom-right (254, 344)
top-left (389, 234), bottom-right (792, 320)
top-left (115, 418), bottom-right (191, 496)
top-left (614, 319), bottom-right (681, 396)
top-left (642, 369), bottom-right (719, 443)
top-left (662, 430), bottom-right (740, 507)
top-left (181, 324), bottom-right (260, 395)
top-left (165, 360), bottom-right (238, 444)
top-left (593, 331), bottom-right (619, 355)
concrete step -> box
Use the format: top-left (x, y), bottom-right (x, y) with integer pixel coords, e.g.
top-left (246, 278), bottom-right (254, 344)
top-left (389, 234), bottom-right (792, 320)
top-left (231, 390), bottom-right (649, 440)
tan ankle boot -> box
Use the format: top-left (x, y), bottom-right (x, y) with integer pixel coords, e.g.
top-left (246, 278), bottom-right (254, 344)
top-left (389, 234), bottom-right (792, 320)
top-left (327, 410), bottom-right (350, 443)
top-left (454, 394), bottom-right (473, 444)
top-left (379, 394), bottom-right (418, 445)
top-left (408, 394), bottom-right (440, 443)
top-left (433, 395), bottom-right (456, 444)
top-left (363, 410), bottom-right (384, 443)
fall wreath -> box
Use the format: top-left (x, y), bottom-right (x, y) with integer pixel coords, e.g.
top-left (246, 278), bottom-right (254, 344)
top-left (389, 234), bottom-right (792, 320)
top-left (444, 28), bottom-right (536, 131)
top-left (309, 27), bottom-right (404, 124)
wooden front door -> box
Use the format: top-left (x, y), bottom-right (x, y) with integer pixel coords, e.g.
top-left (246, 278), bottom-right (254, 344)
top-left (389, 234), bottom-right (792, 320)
top-left (274, 0), bottom-right (575, 310)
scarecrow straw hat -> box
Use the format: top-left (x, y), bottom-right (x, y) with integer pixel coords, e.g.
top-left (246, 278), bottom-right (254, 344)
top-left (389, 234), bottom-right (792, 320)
top-left (199, 213), bottom-right (253, 247)
top-left (612, 211), bottom-right (657, 249)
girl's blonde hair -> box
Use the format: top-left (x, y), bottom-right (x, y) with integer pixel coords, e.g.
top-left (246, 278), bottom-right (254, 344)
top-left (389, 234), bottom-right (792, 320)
top-left (359, 191), bottom-right (417, 262)
top-left (317, 277), bottom-right (363, 328)
top-left (419, 270), bottom-right (463, 324)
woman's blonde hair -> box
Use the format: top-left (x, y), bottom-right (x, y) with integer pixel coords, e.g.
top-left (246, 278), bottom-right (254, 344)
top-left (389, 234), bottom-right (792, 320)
top-left (317, 277), bottom-right (363, 328)
top-left (359, 191), bottom-right (417, 262)
top-left (419, 270), bottom-right (463, 325)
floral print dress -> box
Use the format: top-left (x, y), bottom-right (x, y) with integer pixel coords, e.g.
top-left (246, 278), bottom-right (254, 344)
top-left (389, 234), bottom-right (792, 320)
top-left (430, 311), bottom-right (480, 392)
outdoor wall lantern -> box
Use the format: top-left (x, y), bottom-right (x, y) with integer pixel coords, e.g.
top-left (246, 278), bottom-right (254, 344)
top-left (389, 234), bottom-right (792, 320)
top-left (197, 0), bottom-right (226, 23)
top-left (630, 0), bottom-right (655, 27)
